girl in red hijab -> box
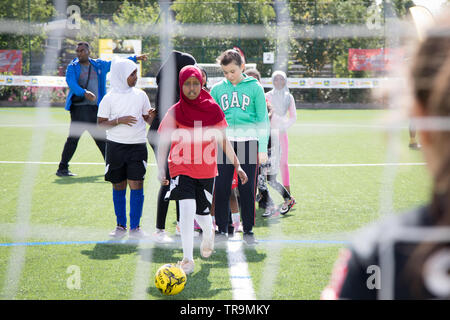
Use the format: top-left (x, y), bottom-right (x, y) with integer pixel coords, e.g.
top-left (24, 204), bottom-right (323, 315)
top-left (157, 66), bottom-right (248, 274)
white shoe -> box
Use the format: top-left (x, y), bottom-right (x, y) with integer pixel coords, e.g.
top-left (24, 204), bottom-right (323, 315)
top-left (129, 226), bottom-right (150, 239)
top-left (233, 222), bottom-right (243, 233)
top-left (200, 228), bottom-right (215, 258)
top-left (177, 258), bottom-right (195, 275)
top-left (109, 225), bottom-right (127, 239)
top-left (153, 229), bottom-right (174, 243)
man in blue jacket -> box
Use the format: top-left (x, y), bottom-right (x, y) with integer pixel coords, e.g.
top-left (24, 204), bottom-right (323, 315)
top-left (56, 41), bottom-right (147, 177)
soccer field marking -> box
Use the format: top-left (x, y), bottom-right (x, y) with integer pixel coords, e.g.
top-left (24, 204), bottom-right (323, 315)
top-left (288, 162), bottom-right (426, 167)
top-left (227, 233), bottom-right (256, 300)
top-left (0, 238), bottom-right (349, 248)
top-left (0, 122), bottom-right (410, 130)
top-left (0, 160), bottom-right (426, 167)
top-left (0, 124), bottom-right (66, 127)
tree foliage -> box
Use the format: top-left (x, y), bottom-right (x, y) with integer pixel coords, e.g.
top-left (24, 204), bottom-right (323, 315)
top-left (0, 0), bottom-right (426, 78)
top-left (0, 0), bottom-right (56, 74)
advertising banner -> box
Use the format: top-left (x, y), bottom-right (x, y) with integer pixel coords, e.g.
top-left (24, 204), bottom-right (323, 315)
top-left (0, 50), bottom-right (22, 75)
top-left (348, 48), bottom-right (404, 71)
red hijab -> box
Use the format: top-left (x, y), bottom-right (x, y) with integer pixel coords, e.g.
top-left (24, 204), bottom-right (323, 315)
top-left (173, 66), bottom-right (225, 127)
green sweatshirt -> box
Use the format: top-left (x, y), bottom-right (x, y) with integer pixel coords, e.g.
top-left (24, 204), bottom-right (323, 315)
top-left (210, 74), bottom-right (270, 153)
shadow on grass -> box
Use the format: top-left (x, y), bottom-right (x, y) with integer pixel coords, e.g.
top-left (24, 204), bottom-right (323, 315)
top-left (144, 242), bottom-right (267, 299)
top-left (255, 207), bottom-right (297, 229)
top-left (53, 175), bottom-right (105, 185)
top-left (146, 261), bottom-right (229, 300)
top-left (80, 241), bottom-right (138, 260)
top-left (255, 208), bottom-right (280, 228)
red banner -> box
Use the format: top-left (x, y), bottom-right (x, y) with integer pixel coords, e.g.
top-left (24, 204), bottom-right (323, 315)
top-left (0, 50), bottom-right (22, 75)
top-left (348, 48), bottom-right (404, 71)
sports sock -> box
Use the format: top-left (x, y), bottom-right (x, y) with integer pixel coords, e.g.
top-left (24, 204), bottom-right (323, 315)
top-left (231, 212), bottom-right (240, 225)
top-left (212, 216), bottom-right (216, 231)
top-left (179, 199), bottom-right (196, 261)
top-left (195, 213), bottom-right (213, 240)
top-left (129, 188), bottom-right (144, 230)
top-left (112, 188), bottom-right (127, 227)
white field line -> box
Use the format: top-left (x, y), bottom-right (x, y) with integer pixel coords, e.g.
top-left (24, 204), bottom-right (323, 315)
top-left (0, 124), bottom-right (66, 127)
top-left (0, 160), bottom-right (426, 167)
top-left (227, 233), bottom-right (256, 300)
top-left (0, 159), bottom-right (424, 299)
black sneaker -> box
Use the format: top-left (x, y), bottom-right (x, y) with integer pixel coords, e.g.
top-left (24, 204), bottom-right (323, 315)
top-left (243, 231), bottom-right (257, 246)
top-left (56, 169), bottom-right (76, 177)
top-left (409, 142), bottom-right (421, 150)
top-left (280, 198), bottom-right (296, 215)
top-left (215, 231), bottom-right (228, 243)
top-left (262, 206), bottom-right (279, 218)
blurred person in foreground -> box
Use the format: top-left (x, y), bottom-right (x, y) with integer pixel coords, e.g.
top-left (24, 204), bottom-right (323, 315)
top-left (321, 16), bottom-right (450, 300)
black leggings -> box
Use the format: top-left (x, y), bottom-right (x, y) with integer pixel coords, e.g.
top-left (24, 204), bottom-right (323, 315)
top-left (267, 174), bottom-right (290, 200)
top-left (59, 104), bottom-right (105, 170)
top-left (257, 174), bottom-right (290, 208)
top-left (214, 141), bottom-right (258, 234)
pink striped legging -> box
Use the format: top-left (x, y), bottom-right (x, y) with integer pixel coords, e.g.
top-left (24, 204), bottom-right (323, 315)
top-left (279, 131), bottom-right (290, 186)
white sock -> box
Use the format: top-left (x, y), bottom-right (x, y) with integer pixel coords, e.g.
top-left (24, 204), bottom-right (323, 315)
top-left (231, 212), bottom-right (240, 225)
top-left (195, 213), bottom-right (213, 240)
top-left (179, 199), bottom-right (196, 261)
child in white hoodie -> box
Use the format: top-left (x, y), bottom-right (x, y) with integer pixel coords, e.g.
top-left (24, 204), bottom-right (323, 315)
top-left (97, 57), bottom-right (155, 239)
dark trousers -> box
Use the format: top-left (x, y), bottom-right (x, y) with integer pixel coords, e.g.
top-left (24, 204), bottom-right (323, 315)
top-left (214, 140), bottom-right (258, 234)
top-left (59, 104), bottom-right (106, 170)
top-left (267, 174), bottom-right (290, 200)
top-left (257, 173), bottom-right (291, 209)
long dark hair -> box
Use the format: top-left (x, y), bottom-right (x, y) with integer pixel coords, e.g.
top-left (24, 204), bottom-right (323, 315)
top-left (411, 28), bottom-right (450, 224)
top-left (406, 25), bottom-right (450, 298)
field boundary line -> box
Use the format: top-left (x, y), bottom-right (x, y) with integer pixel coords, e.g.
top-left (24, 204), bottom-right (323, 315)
top-left (0, 160), bottom-right (426, 167)
top-left (0, 238), bottom-right (349, 248)
top-left (227, 233), bottom-right (256, 300)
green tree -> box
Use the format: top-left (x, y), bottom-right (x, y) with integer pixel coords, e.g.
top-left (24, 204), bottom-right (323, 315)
top-left (289, 0), bottom-right (384, 78)
top-left (0, 0), bottom-right (56, 74)
top-left (171, 0), bottom-right (276, 75)
top-left (63, 0), bottom-right (161, 75)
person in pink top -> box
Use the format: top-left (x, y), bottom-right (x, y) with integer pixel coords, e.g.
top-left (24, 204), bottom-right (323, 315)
top-left (157, 66), bottom-right (247, 274)
top-left (265, 70), bottom-right (297, 213)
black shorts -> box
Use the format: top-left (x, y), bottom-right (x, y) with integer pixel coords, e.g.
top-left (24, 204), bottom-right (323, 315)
top-left (166, 175), bottom-right (214, 216)
top-left (105, 140), bottom-right (148, 184)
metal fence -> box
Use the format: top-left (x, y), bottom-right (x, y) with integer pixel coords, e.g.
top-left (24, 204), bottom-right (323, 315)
top-left (0, 0), bottom-right (415, 106)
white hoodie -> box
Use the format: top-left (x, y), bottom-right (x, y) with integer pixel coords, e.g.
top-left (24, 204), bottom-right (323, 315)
top-left (265, 70), bottom-right (297, 132)
top-left (98, 57), bottom-right (151, 144)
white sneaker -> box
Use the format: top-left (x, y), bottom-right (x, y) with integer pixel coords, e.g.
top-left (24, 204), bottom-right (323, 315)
top-left (109, 225), bottom-right (127, 239)
top-left (200, 228), bottom-right (215, 258)
top-left (177, 258), bottom-right (195, 275)
top-left (153, 229), bottom-right (174, 243)
top-left (129, 226), bottom-right (150, 239)
top-left (232, 221), bottom-right (243, 233)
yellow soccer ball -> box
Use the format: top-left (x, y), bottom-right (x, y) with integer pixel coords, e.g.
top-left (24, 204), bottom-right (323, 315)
top-left (155, 264), bottom-right (187, 295)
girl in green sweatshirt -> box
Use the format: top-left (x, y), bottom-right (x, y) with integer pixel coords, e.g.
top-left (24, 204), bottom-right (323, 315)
top-left (210, 49), bottom-right (270, 245)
